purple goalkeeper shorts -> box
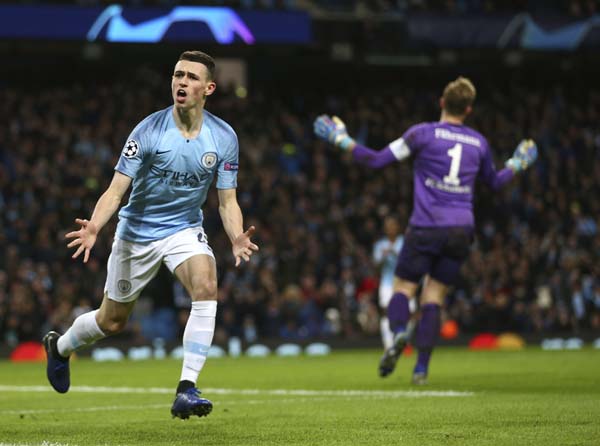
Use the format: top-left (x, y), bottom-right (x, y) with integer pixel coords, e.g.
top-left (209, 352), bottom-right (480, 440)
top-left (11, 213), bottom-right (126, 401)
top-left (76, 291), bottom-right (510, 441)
top-left (395, 226), bottom-right (474, 286)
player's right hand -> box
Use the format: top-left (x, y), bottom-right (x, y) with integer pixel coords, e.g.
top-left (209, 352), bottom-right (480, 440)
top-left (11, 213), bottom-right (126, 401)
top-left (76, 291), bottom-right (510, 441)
top-left (505, 139), bottom-right (538, 173)
top-left (66, 218), bottom-right (98, 263)
top-left (313, 114), bottom-right (355, 150)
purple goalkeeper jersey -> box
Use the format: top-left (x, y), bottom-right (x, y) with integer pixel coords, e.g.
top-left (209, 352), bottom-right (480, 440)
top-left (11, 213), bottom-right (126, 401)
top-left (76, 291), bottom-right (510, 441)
top-left (402, 121), bottom-right (513, 228)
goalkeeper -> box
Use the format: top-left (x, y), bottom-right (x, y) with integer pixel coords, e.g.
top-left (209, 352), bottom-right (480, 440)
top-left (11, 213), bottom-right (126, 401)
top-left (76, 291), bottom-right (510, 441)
top-left (314, 76), bottom-right (537, 384)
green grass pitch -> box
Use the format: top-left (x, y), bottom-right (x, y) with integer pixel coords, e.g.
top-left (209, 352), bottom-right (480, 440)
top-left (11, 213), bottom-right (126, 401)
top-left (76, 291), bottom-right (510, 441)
top-left (1, 348), bottom-right (599, 446)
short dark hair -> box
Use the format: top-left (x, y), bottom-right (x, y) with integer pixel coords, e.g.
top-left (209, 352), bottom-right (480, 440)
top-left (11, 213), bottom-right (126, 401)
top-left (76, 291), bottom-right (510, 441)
top-left (178, 50), bottom-right (216, 80)
top-left (442, 76), bottom-right (476, 116)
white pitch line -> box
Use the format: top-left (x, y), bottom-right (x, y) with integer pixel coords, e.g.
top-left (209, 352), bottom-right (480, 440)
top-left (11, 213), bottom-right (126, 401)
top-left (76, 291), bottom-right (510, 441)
top-left (0, 385), bottom-right (473, 398)
top-left (207, 388), bottom-right (474, 397)
top-left (0, 443), bottom-right (74, 446)
top-left (0, 398), bottom-right (338, 416)
top-left (0, 393), bottom-right (467, 417)
top-left (0, 403), bottom-right (169, 416)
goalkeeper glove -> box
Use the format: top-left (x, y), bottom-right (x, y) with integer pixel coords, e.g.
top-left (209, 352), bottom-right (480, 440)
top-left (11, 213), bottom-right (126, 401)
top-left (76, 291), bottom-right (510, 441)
top-left (313, 114), bottom-right (356, 151)
top-left (506, 139), bottom-right (538, 173)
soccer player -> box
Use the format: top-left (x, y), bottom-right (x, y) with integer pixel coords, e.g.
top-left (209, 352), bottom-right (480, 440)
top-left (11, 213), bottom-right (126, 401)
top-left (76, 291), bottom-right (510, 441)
top-left (314, 77), bottom-right (537, 384)
top-left (43, 50), bottom-right (259, 419)
top-left (372, 215), bottom-right (404, 350)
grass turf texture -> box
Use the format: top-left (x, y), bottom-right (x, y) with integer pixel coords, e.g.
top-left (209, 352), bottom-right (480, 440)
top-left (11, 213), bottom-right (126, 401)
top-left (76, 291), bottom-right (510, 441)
top-left (0, 348), bottom-right (598, 446)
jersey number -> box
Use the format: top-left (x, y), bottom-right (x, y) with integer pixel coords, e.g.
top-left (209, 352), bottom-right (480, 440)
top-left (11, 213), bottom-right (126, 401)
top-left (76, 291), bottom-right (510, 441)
top-left (443, 143), bottom-right (462, 186)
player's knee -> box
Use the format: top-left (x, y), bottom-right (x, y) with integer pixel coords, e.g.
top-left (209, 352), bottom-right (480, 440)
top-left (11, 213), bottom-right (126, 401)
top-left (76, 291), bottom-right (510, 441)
top-left (393, 279), bottom-right (418, 298)
top-left (420, 280), bottom-right (448, 306)
top-left (420, 294), bottom-right (444, 306)
top-left (419, 287), bottom-right (445, 305)
top-left (190, 279), bottom-right (218, 301)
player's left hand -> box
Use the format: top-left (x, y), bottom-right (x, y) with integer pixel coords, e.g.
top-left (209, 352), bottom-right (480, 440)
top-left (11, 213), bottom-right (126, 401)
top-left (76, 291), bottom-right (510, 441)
top-left (313, 114), bottom-right (355, 150)
top-left (506, 139), bottom-right (538, 173)
top-left (232, 225), bottom-right (259, 267)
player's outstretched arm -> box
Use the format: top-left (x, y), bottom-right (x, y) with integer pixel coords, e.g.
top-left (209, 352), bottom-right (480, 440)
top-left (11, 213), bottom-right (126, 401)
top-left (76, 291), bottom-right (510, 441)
top-left (313, 114), bottom-right (356, 151)
top-left (217, 188), bottom-right (259, 267)
top-left (505, 139), bottom-right (538, 174)
top-left (480, 139), bottom-right (538, 190)
top-left (66, 171), bottom-right (132, 263)
top-left (313, 114), bottom-right (402, 169)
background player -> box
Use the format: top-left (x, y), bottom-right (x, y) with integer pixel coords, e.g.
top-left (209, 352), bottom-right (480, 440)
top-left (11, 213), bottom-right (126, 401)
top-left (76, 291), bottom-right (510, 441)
top-left (43, 50), bottom-right (258, 418)
top-left (372, 215), bottom-right (404, 350)
top-left (314, 76), bottom-right (537, 384)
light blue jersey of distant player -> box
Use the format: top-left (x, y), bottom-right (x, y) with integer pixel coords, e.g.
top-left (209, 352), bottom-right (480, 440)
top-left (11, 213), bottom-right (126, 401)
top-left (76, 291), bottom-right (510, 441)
top-left (114, 106), bottom-right (239, 242)
top-left (373, 236), bottom-right (404, 289)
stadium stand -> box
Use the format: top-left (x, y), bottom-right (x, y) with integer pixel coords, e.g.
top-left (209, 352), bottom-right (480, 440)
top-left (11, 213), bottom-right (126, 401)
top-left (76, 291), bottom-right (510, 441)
top-left (1, 61), bottom-right (598, 347)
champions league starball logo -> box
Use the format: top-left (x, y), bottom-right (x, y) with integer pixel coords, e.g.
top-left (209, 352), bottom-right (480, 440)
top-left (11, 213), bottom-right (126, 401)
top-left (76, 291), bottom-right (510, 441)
top-left (123, 140), bottom-right (139, 159)
top-left (87, 5), bottom-right (255, 44)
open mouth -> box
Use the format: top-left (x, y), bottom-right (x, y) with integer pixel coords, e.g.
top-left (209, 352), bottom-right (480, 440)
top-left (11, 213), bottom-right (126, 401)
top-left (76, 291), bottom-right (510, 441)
top-left (176, 89), bottom-right (187, 101)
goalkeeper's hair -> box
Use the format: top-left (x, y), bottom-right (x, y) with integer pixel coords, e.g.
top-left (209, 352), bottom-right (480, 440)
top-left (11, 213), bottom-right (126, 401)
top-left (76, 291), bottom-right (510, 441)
top-left (442, 76), bottom-right (476, 116)
top-left (178, 50), bottom-right (216, 80)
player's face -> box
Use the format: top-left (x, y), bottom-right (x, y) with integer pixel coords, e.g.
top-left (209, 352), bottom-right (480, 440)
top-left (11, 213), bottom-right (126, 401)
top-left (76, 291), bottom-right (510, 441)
top-left (172, 60), bottom-right (216, 108)
top-left (384, 218), bottom-right (400, 238)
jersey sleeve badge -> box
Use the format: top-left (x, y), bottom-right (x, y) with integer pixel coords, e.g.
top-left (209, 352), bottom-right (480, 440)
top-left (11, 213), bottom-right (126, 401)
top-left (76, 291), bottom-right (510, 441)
top-left (122, 140), bottom-right (140, 158)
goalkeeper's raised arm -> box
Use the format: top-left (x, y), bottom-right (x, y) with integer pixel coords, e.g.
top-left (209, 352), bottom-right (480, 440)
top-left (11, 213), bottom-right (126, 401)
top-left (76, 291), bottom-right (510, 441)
top-left (505, 139), bottom-right (538, 173)
top-left (314, 114), bottom-right (408, 169)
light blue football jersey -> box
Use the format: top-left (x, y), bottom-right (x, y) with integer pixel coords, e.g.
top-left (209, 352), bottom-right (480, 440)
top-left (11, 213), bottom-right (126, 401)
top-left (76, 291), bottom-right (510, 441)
top-left (114, 106), bottom-right (239, 242)
top-left (373, 236), bottom-right (404, 288)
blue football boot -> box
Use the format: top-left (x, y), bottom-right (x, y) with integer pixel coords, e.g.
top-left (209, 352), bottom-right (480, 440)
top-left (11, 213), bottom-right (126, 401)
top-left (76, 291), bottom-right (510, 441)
top-left (171, 388), bottom-right (213, 419)
top-left (43, 331), bottom-right (70, 393)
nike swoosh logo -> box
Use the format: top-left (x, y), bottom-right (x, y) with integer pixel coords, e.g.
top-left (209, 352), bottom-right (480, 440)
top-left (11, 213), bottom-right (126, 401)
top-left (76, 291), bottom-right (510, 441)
top-left (156, 149), bottom-right (171, 155)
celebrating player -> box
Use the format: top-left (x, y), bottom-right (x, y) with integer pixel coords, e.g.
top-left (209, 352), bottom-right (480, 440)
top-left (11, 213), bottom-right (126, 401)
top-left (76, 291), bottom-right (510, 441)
top-left (43, 50), bottom-right (258, 418)
top-left (314, 77), bottom-right (537, 384)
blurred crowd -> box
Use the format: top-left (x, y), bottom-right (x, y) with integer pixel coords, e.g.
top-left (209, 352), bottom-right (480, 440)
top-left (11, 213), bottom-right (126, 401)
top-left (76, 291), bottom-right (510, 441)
top-left (321, 0), bottom-right (600, 16)
top-left (0, 64), bottom-right (599, 349)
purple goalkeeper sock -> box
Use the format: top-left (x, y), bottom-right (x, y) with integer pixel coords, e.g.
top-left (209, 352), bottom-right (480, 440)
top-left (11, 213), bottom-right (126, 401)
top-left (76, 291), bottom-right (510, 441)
top-left (387, 292), bottom-right (410, 334)
top-left (414, 303), bottom-right (441, 373)
top-left (415, 349), bottom-right (432, 374)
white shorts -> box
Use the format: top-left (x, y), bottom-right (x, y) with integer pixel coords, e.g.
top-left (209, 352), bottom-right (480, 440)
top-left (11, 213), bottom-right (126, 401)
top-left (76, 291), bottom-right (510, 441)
top-left (104, 226), bottom-right (214, 303)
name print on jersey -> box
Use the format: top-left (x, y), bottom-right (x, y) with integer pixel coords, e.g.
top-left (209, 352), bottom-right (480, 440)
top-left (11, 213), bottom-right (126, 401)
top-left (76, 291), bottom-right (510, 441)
top-left (434, 128), bottom-right (481, 147)
top-left (149, 165), bottom-right (210, 188)
top-left (424, 177), bottom-right (471, 194)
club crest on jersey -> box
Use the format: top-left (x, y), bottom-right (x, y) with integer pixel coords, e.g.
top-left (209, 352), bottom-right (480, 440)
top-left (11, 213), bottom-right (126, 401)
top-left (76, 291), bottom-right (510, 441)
top-left (122, 140), bottom-right (139, 159)
top-left (201, 152), bottom-right (217, 169)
